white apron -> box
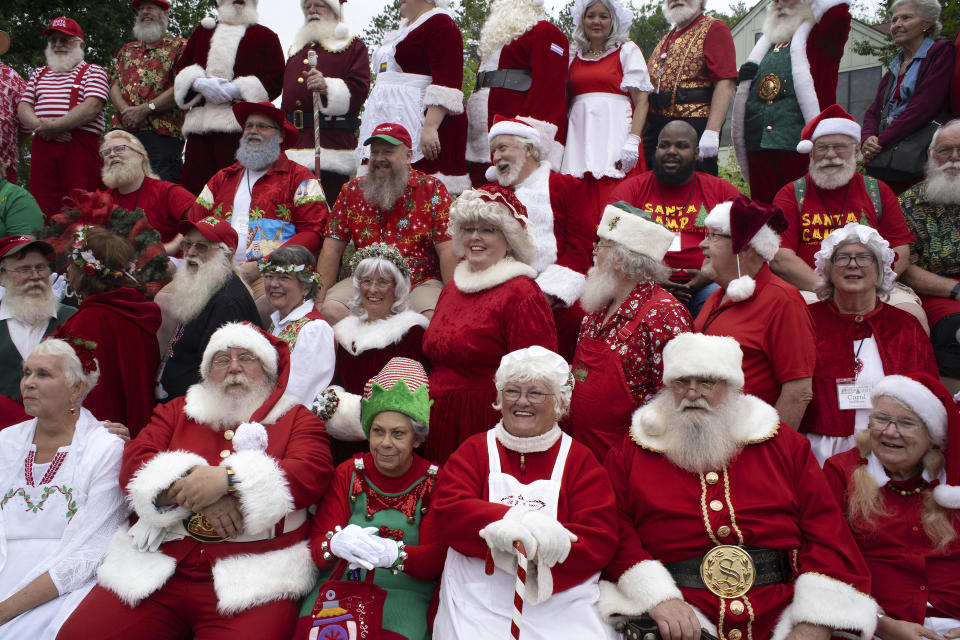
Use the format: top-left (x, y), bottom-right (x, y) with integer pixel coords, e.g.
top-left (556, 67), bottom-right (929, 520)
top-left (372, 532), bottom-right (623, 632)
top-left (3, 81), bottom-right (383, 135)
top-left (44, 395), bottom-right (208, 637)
top-left (433, 429), bottom-right (617, 640)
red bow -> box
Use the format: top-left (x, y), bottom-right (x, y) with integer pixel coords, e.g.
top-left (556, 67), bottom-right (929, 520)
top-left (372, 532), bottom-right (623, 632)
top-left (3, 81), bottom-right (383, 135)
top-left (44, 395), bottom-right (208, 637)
top-left (377, 526), bottom-right (404, 541)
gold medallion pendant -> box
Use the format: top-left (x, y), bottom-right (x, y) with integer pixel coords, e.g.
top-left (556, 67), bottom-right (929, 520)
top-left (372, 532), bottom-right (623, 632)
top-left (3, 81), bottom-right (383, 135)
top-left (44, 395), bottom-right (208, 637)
top-left (700, 545), bottom-right (755, 598)
top-left (756, 74), bottom-right (781, 102)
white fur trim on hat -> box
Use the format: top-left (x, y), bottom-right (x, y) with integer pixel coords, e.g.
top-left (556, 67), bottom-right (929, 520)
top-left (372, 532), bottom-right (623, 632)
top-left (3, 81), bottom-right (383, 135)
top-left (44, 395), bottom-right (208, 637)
top-left (662, 333), bottom-right (745, 389)
top-left (597, 204), bottom-right (675, 262)
top-left (488, 119), bottom-right (541, 146)
top-left (871, 375), bottom-right (948, 447)
top-left (201, 323), bottom-right (278, 379)
top-left (703, 200), bottom-right (780, 261)
top-left (703, 201), bottom-right (732, 233)
top-left (797, 118), bottom-right (862, 154)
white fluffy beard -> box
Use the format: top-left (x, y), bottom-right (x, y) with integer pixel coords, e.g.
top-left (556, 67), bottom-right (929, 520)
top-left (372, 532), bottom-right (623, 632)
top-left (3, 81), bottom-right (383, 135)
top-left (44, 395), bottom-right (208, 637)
top-left (195, 374), bottom-right (273, 429)
top-left (762, 1), bottom-right (813, 43)
top-left (236, 134), bottom-right (282, 171)
top-left (44, 43), bottom-right (84, 73)
top-left (2, 283), bottom-right (58, 326)
top-left (662, 0), bottom-right (700, 27)
top-left (480, 0), bottom-right (545, 56)
top-left (580, 257), bottom-right (619, 313)
top-left (924, 160), bottom-right (960, 205)
top-left (167, 253), bottom-right (234, 323)
top-left (218, 0), bottom-right (259, 26)
top-left (291, 16), bottom-right (337, 52)
top-left (647, 389), bottom-right (743, 473)
top-left (363, 164), bottom-right (410, 210)
top-left (101, 157), bottom-right (141, 190)
top-left (133, 14), bottom-right (168, 44)
top-left (495, 159), bottom-right (523, 187)
top-left (809, 155), bottom-right (857, 190)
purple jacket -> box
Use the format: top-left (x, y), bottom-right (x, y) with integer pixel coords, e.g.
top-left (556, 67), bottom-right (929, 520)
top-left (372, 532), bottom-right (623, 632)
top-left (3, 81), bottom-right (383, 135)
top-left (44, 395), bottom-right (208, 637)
top-left (862, 38), bottom-right (955, 147)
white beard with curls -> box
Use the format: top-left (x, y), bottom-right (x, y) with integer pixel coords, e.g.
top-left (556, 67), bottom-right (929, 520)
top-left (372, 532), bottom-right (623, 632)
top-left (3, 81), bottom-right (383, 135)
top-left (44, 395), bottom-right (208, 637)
top-left (662, 0), bottom-right (700, 27)
top-left (580, 254), bottom-right (620, 313)
top-left (167, 253), bottom-right (234, 323)
top-left (44, 43), bottom-right (84, 73)
top-left (762, 0), bottom-right (814, 44)
top-left (924, 159), bottom-right (960, 205)
top-left (218, 0), bottom-right (259, 26)
top-left (291, 15), bottom-right (338, 53)
top-left (646, 388), bottom-right (743, 473)
top-left (809, 154), bottom-right (857, 190)
top-left (2, 281), bottom-right (58, 327)
top-left (101, 157), bottom-right (142, 190)
top-left (480, 0), bottom-right (545, 57)
top-left (195, 373), bottom-right (273, 429)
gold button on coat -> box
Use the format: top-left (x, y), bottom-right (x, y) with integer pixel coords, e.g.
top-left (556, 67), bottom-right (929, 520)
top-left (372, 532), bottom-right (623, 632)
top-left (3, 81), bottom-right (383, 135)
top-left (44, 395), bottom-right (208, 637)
top-left (298, 77), bottom-right (304, 83)
top-left (709, 499), bottom-right (723, 511)
top-left (729, 629), bottom-right (742, 640)
top-left (224, 430), bottom-right (234, 440)
top-left (705, 472), bottom-right (719, 485)
top-left (765, 125), bottom-right (773, 131)
top-left (220, 449), bottom-right (231, 458)
top-left (729, 600), bottom-right (745, 615)
top-left (717, 525), bottom-right (731, 537)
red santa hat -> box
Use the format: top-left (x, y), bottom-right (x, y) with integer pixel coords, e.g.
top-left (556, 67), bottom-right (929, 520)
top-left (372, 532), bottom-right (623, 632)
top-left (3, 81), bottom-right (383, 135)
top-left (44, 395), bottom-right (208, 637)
top-left (796, 104), bottom-right (862, 154)
top-left (178, 216), bottom-right (239, 253)
top-left (871, 373), bottom-right (960, 508)
top-left (487, 115), bottom-right (542, 147)
top-left (232, 101), bottom-right (299, 150)
top-left (43, 16), bottom-right (84, 40)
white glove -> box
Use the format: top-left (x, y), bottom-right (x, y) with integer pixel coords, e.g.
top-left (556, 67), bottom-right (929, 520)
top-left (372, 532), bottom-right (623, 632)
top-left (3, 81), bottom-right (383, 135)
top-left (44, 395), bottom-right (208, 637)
top-left (698, 129), bottom-right (720, 160)
top-left (619, 134), bottom-right (641, 173)
top-left (329, 524), bottom-right (382, 570)
top-left (479, 517), bottom-right (538, 559)
top-left (520, 510), bottom-right (578, 568)
top-left (222, 81), bottom-right (241, 101)
top-left (192, 77), bottom-right (235, 104)
top-left (366, 536), bottom-right (401, 569)
top-left (50, 272), bottom-right (67, 301)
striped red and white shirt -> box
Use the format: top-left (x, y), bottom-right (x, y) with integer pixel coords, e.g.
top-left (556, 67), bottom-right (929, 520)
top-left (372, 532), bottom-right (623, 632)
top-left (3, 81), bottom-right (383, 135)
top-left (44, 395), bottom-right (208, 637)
top-left (20, 62), bottom-right (109, 136)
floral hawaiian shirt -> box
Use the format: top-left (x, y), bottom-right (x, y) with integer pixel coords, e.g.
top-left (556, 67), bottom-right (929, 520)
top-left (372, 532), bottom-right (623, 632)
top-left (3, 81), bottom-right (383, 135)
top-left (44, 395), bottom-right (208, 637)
top-left (109, 33), bottom-right (186, 138)
top-left (578, 281), bottom-right (692, 403)
top-left (901, 183), bottom-right (960, 278)
top-left (326, 169), bottom-right (452, 286)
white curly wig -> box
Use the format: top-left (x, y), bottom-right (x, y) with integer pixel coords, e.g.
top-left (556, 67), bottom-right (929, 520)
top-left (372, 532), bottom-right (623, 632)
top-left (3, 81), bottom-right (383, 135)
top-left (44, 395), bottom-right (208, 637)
top-left (572, 0), bottom-right (633, 51)
top-left (813, 222), bottom-right (897, 299)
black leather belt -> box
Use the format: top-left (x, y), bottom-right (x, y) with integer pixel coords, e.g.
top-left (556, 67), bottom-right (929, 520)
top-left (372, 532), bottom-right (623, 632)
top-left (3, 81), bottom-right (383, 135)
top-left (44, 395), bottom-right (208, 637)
top-left (287, 110), bottom-right (360, 131)
top-left (665, 547), bottom-right (791, 591)
top-left (476, 69), bottom-right (532, 92)
top-left (649, 86), bottom-right (715, 110)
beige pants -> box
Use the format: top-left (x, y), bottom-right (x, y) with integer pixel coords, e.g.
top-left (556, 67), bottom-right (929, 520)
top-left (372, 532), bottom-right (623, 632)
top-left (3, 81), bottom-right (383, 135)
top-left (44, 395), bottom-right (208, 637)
top-left (324, 277), bottom-right (444, 314)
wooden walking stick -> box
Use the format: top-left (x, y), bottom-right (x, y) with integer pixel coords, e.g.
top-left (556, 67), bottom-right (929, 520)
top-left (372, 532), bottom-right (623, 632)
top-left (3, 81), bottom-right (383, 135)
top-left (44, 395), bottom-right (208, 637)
top-left (307, 50), bottom-right (322, 179)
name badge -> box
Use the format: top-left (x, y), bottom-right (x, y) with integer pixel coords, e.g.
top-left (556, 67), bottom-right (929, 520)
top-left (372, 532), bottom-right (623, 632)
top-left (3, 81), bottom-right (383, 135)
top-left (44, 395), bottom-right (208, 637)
top-left (668, 232), bottom-right (682, 253)
top-left (837, 377), bottom-right (871, 410)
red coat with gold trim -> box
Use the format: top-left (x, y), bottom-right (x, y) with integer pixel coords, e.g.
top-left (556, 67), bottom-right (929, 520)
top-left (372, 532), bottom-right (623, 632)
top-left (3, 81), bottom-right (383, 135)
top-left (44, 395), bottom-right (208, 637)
top-left (600, 393), bottom-right (877, 640)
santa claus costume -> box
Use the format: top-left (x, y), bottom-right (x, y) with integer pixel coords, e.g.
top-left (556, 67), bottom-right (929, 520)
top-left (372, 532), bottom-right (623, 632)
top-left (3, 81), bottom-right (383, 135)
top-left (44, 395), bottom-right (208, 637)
top-left (422, 187), bottom-right (557, 463)
top-left (562, 0), bottom-right (653, 224)
top-left (432, 346), bottom-right (619, 639)
top-left (600, 333), bottom-right (878, 640)
top-left (466, 0), bottom-right (569, 185)
top-left (173, 0), bottom-right (285, 194)
top-left (356, 1), bottom-right (468, 194)
top-left (732, 0), bottom-right (851, 203)
top-left (58, 323), bottom-right (333, 639)
top-left (823, 374), bottom-right (960, 635)
top-left (283, 0), bottom-right (370, 204)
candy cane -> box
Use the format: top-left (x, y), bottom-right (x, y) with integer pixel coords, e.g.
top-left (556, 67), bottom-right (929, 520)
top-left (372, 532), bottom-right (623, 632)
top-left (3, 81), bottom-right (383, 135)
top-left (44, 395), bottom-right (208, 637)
top-left (307, 50), bottom-right (321, 178)
top-left (511, 540), bottom-right (528, 639)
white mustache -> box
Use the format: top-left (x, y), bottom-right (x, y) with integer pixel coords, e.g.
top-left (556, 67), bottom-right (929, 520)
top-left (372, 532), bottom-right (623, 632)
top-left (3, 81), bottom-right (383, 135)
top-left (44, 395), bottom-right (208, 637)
top-left (816, 158), bottom-right (845, 168)
top-left (680, 398), bottom-right (711, 410)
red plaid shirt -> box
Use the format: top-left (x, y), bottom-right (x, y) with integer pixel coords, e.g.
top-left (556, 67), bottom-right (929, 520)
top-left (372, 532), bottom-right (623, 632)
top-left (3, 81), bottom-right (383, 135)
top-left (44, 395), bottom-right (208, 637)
top-left (326, 169), bottom-right (451, 286)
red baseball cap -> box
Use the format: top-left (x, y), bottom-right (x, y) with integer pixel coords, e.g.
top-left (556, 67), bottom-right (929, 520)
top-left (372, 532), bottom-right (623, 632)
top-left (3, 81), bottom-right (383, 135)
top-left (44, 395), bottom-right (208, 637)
top-left (0, 235), bottom-right (54, 261)
top-left (363, 123), bottom-right (412, 149)
top-left (232, 101), bottom-right (299, 150)
top-left (43, 17), bottom-right (84, 40)
top-left (132, 0), bottom-right (172, 9)
top-left (178, 216), bottom-right (239, 253)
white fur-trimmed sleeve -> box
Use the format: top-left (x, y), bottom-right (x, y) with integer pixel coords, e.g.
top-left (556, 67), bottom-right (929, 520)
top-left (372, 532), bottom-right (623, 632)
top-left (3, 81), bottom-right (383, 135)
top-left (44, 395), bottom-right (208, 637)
top-left (127, 450), bottom-right (207, 527)
top-left (174, 64), bottom-right (206, 110)
top-left (323, 385), bottom-right (365, 441)
top-left (770, 573), bottom-right (878, 640)
top-left (231, 75), bottom-right (269, 103)
top-left (807, 0), bottom-right (849, 22)
top-left (220, 449), bottom-right (295, 535)
top-left (597, 560), bottom-right (683, 618)
top-left (536, 263), bottom-right (586, 307)
top-left (619, 41), bottom-right (653, 93)
top-left (424, 84), bottom-right (465, 115)
top-left (319, 78), bottom-right (351, 116)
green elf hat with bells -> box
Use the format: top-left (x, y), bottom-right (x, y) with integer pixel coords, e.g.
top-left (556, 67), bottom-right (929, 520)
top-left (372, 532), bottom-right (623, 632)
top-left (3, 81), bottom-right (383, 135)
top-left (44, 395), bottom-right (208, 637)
top-left (360, 358), bottom-right (432, 438)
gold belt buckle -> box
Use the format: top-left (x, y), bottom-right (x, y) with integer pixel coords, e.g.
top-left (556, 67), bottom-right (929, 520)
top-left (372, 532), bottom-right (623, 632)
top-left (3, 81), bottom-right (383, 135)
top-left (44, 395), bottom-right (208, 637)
top-left (292, 109), bottom-right (303, 130)
top-left (757, 73), bottom-right (781, 101)
top-left (183, 512), bottom-right (228, 542)
top-left (700, 545), bottom-right (755, 598)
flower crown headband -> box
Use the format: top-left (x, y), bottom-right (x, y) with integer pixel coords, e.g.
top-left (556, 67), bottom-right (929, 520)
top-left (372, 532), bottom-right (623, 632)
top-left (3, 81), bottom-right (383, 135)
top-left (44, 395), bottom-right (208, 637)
top-left (50, 327), bottom-right (98, 374)
top-left (259, 260), bottom-right (323, 288)
top-left (69, 225), bottom-right (133, 279)
top-left (348, 242), bottom-right (411, 278)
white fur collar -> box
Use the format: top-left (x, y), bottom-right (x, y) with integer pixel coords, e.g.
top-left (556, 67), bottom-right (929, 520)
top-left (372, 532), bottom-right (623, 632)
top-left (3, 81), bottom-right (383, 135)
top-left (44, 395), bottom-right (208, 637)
top-left (333, 310), bottom-right (429, 355)
top-left (184, 384), bottom-right (300, 430)
top-left (629, 394), bottom-right (780, 453)
top-left (453, 258), bottom-right (537, 293)
top-left (495, 421), bottom-right (562, 452)
top-left (515, 161), bottom-right (551, 189)
top-left (513, 162), bottom-right (557, 274)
